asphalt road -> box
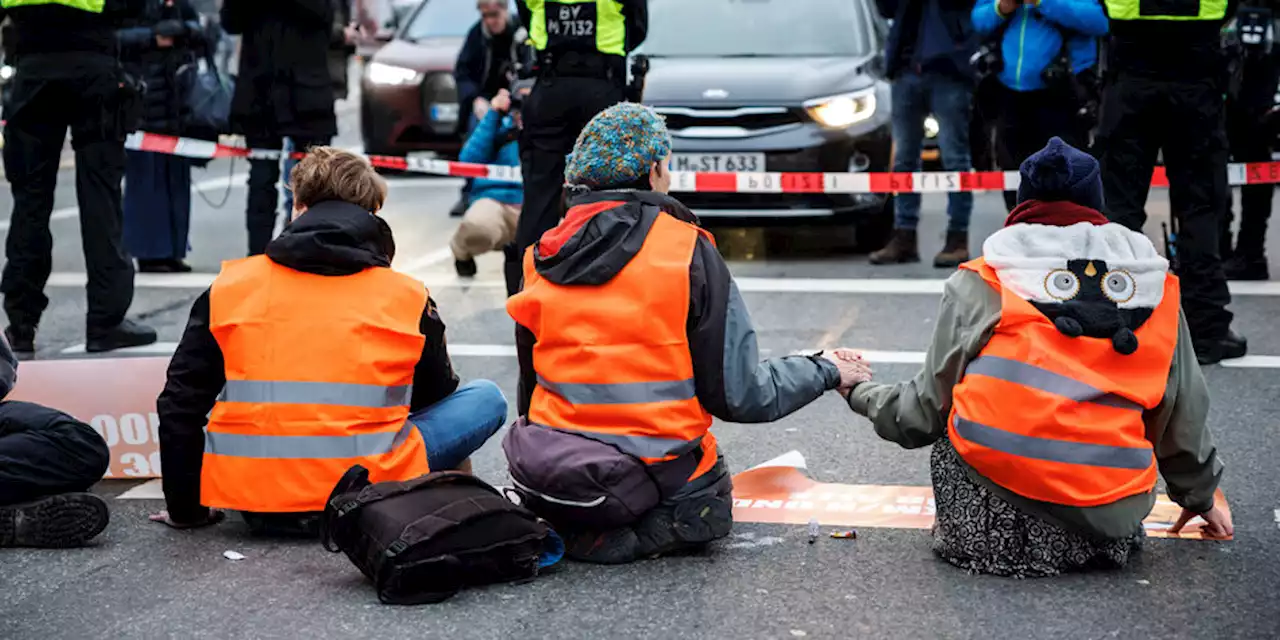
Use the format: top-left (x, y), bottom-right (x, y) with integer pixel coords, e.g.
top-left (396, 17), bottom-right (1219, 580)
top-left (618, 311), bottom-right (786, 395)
top-left (0, 104), bottom-right (1278, 639)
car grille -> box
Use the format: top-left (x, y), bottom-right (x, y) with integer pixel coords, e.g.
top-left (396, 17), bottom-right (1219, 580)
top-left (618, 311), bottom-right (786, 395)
top-left (653, 106), bottom-right (804, 133)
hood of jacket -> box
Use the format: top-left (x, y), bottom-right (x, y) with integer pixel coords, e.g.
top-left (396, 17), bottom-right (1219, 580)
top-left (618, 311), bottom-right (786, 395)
top-left (533, 190), bottom-right (701, 286)
top-left (265, 200), bottom-right (396, 276)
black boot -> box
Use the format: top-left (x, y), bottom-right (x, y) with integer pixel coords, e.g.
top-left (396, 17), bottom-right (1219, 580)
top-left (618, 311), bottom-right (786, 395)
top-left (869, 229), bottom-right (920, 265)
top-left (86, 319), bottom-right (158, 353)
top-left (4, 325), bottom-right (35, 358)
top-left (0, 493), bottom-right (110, 548)
top-left (1223, 254), bottom-right (1270, 281)
top-left (503, 243), bottom-right (523, 297)
top-left (448, 197), bottom-right (468, 218)
top-left (1194, 329), bottom-right (1248, 366)
top-left (455, 258), bottom-right (477, 278)
top-left (933, 231), bottom-right (970, 268)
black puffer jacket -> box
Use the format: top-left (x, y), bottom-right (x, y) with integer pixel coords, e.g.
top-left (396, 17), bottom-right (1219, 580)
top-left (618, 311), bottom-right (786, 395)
top-left (117, 0), bottom-right (205, 136)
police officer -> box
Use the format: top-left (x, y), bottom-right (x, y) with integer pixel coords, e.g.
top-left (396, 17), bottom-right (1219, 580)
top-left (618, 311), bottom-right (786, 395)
top-left (1094, 0), bottom-right (1247, 365)
top-left (1222, 1), bottom-right (1278, 281)
top-left (508, 0), bottom-right (648, 296)
top-left (0, 0), bottom-right (156, 357)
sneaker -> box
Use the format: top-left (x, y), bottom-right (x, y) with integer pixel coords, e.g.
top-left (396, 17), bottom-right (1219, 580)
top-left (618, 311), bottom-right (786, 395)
top-left (934, 231), bottom-right (970, 268)
top-left (86, 319), bottom-right (158, 353)
top-left (869, 229), bottom-right (920, 265)
top-left (0, 492), bottom-right (110, 548)
top-left (1224, 255), bottom-right (1270, 281)
top-left (455, 258), bottom-right (478, 278)
top-left (1195, 330), bottom-right (1248, 365)
top-left (563, 527), bottom-right (641, 565)
top-left (4, 325), bottom-right (35, 358)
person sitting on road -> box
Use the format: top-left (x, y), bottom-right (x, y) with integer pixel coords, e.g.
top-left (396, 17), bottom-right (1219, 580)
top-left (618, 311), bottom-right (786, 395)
top-left (450, 81), bottom-right (530, 283)
top-left (503, 103), bottom-right (873, 564)
top-left (843, 138), bottom-right (1231, 577)
top-left (152, 147), bottom-right (508, 536)
top-left (0, 333), bottom-right (112, 548)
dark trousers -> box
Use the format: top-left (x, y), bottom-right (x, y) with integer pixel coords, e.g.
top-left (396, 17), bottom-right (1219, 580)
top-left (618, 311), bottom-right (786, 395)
top-left (995, 85), bottom-right (1087, 211)
top-left (1224, 55), bottom-right (1280, 259)
top-left (1094, 72), bottom-right (1233, 342)
top-left (0, 401), bottom-right (109, 505)
top-left (508, 75), bottom-right (624, 296)
top-left (1, 58), bottom-right (134, 331)
top-left (123, 150), bottom-right (193, 260)
top-left (245, 135), bottom-right (331, 256)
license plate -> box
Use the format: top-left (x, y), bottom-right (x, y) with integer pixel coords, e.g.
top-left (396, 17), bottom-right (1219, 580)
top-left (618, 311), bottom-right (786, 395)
top-left (671, 153), bottom-right (765, 173)
top-left (429, 103), bottom-right (459, 123)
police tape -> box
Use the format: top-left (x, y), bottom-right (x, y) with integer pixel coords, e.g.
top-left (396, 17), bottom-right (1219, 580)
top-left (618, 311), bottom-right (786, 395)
top-left (125, 130), bottom-right (1280, 194)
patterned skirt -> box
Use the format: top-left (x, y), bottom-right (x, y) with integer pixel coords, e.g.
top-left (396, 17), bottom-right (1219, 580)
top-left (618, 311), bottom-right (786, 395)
top-left (930, 437), bottom-right (1144, 578)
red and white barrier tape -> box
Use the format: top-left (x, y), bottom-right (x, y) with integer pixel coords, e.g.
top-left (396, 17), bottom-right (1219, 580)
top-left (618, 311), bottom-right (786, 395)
top-left (126, 131), bottom-right (1280, 194)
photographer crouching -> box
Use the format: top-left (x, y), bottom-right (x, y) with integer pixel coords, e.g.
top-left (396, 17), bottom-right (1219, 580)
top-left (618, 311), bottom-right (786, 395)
top-left (972, 0), bottom-right (1108, 212)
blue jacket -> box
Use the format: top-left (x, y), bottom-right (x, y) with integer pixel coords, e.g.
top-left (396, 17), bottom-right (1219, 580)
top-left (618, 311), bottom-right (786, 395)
top-left (972, 0), bottom-right (1108, 92)
top-left (460, 109), bottom-right (522, 205)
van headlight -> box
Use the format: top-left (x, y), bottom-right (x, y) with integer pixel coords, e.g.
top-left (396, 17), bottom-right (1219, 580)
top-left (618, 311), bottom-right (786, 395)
top-left (0, 65), bottom-right (13, 81)
top-left (804, 89), bottom-right (877, 129)
top-left (924, 115), bottom-right (940, 138)
top-left (367, 62), bottom-right (422, 86)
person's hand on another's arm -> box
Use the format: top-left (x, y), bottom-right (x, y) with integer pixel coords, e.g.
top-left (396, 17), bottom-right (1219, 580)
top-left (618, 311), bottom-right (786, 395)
top-left (821, 349), bottom-right (873, 397)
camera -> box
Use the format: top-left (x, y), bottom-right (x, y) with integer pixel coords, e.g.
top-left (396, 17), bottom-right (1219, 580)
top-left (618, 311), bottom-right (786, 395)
top-left (970, 43), bottom-right (1004, 79)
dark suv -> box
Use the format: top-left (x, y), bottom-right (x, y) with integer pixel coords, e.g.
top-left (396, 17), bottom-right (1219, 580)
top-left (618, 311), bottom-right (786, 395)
top-left (639, 0), bottom-right (894, 246)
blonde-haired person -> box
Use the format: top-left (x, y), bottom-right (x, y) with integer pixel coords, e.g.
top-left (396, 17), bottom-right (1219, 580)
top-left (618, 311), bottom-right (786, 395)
top-left (151, 148), bottom-right (508, 536)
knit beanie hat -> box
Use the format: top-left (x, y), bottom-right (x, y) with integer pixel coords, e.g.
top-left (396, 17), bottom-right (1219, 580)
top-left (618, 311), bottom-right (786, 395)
top-left (1015, 136), bottom-right (1105, 212)
top-left (564, 103), bottom-right (672, 190)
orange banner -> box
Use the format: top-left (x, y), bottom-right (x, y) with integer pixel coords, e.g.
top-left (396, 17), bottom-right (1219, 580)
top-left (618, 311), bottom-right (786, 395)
top-left (732, 452), bottom-right (1231, 540)
top-left (8, 357), bottom-right (169, 479)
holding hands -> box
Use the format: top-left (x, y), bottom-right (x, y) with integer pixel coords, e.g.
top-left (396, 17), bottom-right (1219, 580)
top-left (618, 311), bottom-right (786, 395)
top-left (821, 348), bottom-right (873, 395)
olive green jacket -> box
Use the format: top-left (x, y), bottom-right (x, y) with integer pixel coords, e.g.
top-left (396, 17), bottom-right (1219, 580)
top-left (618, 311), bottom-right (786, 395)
top-left (847, 269), bottom-right (1223, 539)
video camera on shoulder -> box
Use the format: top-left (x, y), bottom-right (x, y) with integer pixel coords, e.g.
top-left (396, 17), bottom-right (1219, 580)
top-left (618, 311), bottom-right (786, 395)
top-left (1237, 6), bottom-right (1274, 54)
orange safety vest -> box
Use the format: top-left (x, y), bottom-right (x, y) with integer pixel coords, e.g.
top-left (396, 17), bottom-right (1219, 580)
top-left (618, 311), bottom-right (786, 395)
top-left (507, 208), bottom-right (720, 481)
top-left (202, 256), bottom-right (432, 513)
top-left (948, 257), bottom-right (1180, 507)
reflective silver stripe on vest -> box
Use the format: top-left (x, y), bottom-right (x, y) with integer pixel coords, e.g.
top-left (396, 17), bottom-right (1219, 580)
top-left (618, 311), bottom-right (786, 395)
top-left (204, 421), bottom-right (416, 459)
top-left (964, 356), bottom-right (1143, 411)
top-left (218, 380), bottom-right (412, 408)
top-left (953, 415), bottom-right (1152, 470)
top-left (537, 375), bottom-right (696, 406)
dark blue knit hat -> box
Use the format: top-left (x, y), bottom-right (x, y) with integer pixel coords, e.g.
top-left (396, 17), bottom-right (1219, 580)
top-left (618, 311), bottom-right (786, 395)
top-left (1016, 137), bottom-right (1105, 211)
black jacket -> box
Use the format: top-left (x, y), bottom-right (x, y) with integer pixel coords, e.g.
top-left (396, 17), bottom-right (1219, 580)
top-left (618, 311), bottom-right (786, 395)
top-left (454, 17), bottom-right (532, 115)
top-left (875, 0), bottom-right (976, 81)
top-left (1105, 0), bottom-right (1240, 80)
top-left (0, 0), bottom-right (144, 58)
top-left (220, 0), bottom-right (337, 140)
top-left (157, 201), bottom-right (460, 523)
top-left (514, 190), bottom-right (840, 422)
top-left (117, 0), bottom-right (205, 136)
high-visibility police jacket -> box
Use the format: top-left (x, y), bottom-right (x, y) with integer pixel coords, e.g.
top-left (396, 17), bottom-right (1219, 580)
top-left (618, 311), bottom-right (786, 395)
top-left (0, 0), bottom-right (103, 12)
top-left (201, 256), bottom-right (432, 513)
top-left (523, 0), bottom-right (628, 56)
top-left (1103, 0), bottom-right (1226, 21)
top-left (508, 211), bottom-right (720, 482)
top-left (947, 258), bottom-right (1180, 507)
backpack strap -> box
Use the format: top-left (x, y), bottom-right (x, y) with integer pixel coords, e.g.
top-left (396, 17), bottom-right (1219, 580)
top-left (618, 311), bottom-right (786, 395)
top-left (321, 465), bottom-right (372, 552)
top-left (384, 493), bottom-right (541, 558)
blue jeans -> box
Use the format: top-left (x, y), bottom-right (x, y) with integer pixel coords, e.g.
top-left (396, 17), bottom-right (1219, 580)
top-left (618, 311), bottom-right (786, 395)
top-left (408, 380), bottom-right (508, 470)
top-left (891, 72), bottom-right (974, 232)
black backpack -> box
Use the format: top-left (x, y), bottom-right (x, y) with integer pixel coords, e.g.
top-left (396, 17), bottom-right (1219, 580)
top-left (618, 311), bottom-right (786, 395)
top-left (321, 466), bottom-right (560, 605)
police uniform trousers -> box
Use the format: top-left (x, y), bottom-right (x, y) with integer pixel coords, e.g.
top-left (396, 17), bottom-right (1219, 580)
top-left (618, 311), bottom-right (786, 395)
top-left (1223, 52), bottom-right (1280, 259)
top-left (507, 73), bottom-right (624, 297)
top-left (1094, 72), bottom-right (1233, 342)
top-left (1, 53), bottom-right (135, 332)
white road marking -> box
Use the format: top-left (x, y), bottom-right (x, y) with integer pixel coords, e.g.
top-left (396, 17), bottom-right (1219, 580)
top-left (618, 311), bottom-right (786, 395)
top-left (1274, 508), bottom-right (1279, 529)
top-left (392, 247), bottom-right (456, 273)
top-left (54, 341), bottom-right (1280, 369)
top-left (118, 479), bottom-right (164, 500)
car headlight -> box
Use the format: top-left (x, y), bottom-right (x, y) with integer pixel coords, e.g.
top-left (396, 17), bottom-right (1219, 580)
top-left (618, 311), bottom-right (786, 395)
top-left (804, 89), bottom-right (877, 129)
top-left (924, 115), bottom-right (940, 139)
top-left (367, 62), bottom-right (422, 86)
top-left (0, 65), bottom-right (13, 81)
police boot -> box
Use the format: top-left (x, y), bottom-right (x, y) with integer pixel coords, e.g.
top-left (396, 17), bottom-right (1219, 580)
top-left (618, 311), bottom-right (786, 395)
top-left (1194, 329), bottom-right (1248, 366)
top-left (0, 493), bottom-right (110, 548)
top-left (933, 231), bottom-right (970, 269)
top-left (869, 229), bottom-right (920, 265)
top-left (4, 325), bottom-right (35, 359)
top-left (86, 319), bottom-right (158, 353)
top-left (503, 243), bottom-right (523, 297)
top-left (1223, 253), bottom-right (1270, 281)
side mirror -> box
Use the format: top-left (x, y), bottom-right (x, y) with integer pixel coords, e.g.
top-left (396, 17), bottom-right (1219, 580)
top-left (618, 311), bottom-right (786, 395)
top-left (866, 53), bottom-right (886, 78)
top-left (374, 30), bottom-right (395, 43)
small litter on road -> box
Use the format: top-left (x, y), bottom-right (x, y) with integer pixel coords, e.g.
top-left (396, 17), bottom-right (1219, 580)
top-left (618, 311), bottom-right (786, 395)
top-left (830, 529), bottom-right (858, 540)
top-left (807, 518), bottom-right (819, 544)
top-left (790, 630), bottom-right (808, 637)
top-left (785, 428), bottom-right (798, 433)
top-left (1136, 579), bottom-right (1150, 585)
top-left (223, 550), bottom-right (246, 561)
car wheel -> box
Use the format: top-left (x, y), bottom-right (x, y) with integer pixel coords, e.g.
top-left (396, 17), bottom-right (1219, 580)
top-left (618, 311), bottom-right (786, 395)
top-left (854, 196), bottom-right (895, 253)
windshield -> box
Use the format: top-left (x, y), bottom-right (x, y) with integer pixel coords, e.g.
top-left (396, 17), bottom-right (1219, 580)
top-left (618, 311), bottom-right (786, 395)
top-left (642, 0), bottom-right (872, 57)
top-left (402, 0), bottom-right (515, 40)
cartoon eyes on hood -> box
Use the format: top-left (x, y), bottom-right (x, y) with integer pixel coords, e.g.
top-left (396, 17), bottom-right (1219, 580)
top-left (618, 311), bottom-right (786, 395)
top-left (1045, 269), bottom-right (1081, 300)
top-left (1102, 270), bottom-right (1137, 304)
